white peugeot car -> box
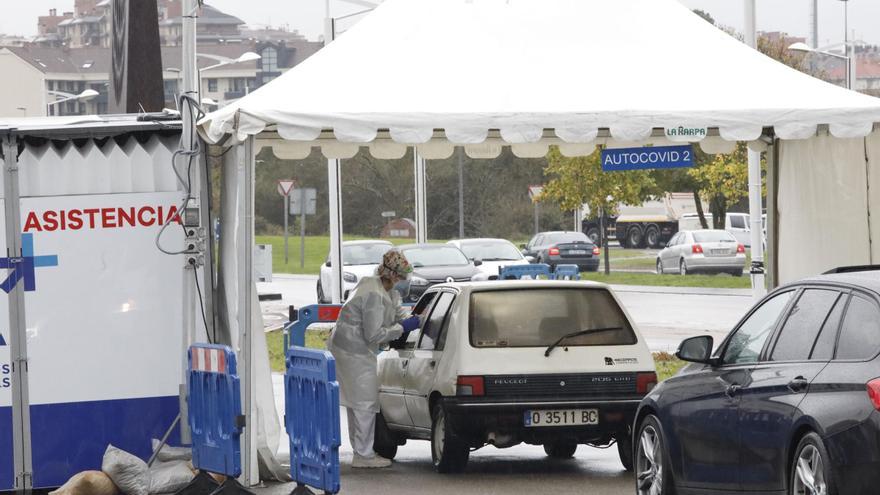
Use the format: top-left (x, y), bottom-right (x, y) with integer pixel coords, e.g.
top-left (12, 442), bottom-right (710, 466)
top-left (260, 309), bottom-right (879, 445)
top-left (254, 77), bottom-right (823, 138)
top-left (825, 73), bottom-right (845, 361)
top-left (446, 238), bottom-right (530, 280)
top-left (376, 280), bottom-right (656, 473)
top-left (317, 240), bottom-right (393, 303)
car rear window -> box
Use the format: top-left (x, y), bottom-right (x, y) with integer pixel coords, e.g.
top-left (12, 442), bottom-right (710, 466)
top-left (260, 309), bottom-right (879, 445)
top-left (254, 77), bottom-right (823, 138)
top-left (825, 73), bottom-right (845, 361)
top-left (693, 231), bottom-right (736, 243)
top-left (469, 288), bottom-right (636, 348)
top-left (547, 233), bottom-right (589, 244)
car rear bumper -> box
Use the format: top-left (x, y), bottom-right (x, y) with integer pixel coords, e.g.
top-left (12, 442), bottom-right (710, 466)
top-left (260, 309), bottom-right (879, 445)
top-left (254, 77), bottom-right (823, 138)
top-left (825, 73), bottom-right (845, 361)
top-left (686, 256), bottom-right (745, 271)
top-left (443, 397), bottom-right (641, 444)
top-left (547, 256), bottom-right (600, 271)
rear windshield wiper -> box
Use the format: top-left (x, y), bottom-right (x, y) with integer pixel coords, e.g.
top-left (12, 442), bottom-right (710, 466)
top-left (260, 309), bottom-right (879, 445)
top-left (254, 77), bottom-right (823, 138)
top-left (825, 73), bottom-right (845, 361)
top-left (544, 327), bottom-right (624, 357)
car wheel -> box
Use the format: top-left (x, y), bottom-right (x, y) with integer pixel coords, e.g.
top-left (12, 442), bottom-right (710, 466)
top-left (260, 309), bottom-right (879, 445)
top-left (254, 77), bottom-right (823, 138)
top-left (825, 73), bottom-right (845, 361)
top-left (636, 415), bottom-right (674, 495)
top-left (431, 402), bottom-right (469, 473)
top-left (790, 432), bottom-right (836, 495)
top-left (316, 281), bottom-right (327, 304)
top-left (656, 259), bottom-right (664, 275)
top-left (373, 413), bottom-right (399, 460)
top-left (645, 225), bottom-right (660, 249)
top-left (543, 442), bottom-right (577, 459)
top-left (586, 227), bottom-right (601, 245)
top-left (731, 270), bottom-right (743, 277)
top-left (627, 226), bottom-right (644, 249)
top-left (617, 430), bottom-right (634, 471)
top-left (679, 259), bottom-right (689, 276)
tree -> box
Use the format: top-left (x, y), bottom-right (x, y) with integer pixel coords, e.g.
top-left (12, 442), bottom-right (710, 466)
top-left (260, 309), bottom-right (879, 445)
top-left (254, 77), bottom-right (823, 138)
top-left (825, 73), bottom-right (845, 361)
top-left (540, 146), bottom-right (655, 220)
top-left (687, 142), bottom-right (764, 229)
top-left (692, 9), bottom-right (715, 25)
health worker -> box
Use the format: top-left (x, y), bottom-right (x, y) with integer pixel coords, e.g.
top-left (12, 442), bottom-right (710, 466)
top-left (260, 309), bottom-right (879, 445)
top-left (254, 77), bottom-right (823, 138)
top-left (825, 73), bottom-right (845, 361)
top-left (327, 249), bottom-right (421, 468)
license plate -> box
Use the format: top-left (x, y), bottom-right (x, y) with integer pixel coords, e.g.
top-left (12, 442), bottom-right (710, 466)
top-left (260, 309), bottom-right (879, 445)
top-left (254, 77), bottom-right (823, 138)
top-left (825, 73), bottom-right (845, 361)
top-left (711, 249), bottom-right (728, 255)
top-left (524, 409), bottom-right (598, 427)
top-left (567, 250), bottom-right (587, 255)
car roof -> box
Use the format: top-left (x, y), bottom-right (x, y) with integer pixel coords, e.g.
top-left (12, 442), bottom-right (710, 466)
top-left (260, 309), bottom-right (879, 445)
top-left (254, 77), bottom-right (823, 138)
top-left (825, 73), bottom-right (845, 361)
top-left (679, 229), bottom-right (730, 234)
top-left (536, 231), bottom-right (585, 236)
top-left (794, 270), bottom-right (880, 294)
top-left (398, 243), bottom-right (460, 250)
top-left (342, 240), bottom-right (393, 246)
top-left (426, 279), bottom-right (612, 292)
top-left (450, 238), bottom-right (512, 244)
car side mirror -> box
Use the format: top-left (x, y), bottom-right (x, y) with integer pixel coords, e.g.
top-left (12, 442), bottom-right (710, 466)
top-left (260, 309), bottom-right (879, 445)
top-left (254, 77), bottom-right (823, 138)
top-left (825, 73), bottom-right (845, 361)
top-left (474, 259), bottom-right (483, 266)
top-left (525, 256), bottom-right (536, 263)
top-left (676, 336), bottom-right (714, 364)
top-left (325, 261), bottom-right (331, 267)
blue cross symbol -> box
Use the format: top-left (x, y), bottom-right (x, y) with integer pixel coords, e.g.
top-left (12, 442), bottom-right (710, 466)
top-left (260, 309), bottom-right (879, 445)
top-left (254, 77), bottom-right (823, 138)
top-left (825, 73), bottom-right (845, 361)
top-left (0, 233), bottom-right (59, 293)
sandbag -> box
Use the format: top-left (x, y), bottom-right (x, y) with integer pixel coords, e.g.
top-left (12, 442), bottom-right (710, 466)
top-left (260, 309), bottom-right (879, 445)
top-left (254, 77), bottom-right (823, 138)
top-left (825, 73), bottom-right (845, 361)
top-left (150, 439), bottom-right (192, 463)
top-left (148, 461), bottom-right (194, 494)
top-left (49, 470), bottom-right (119, 495)
top-left (102, 445), bottom-right (151, 495)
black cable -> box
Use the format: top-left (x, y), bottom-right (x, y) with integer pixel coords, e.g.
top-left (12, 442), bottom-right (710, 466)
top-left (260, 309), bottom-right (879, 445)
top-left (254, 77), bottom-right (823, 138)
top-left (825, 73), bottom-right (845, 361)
top-left (192, 262), bottom-right (212, 343)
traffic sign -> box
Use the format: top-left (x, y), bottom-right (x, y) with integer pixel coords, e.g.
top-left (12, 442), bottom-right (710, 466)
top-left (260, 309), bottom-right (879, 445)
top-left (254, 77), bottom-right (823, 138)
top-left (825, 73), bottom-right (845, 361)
top-left (381, 211), bottom-right (396, 218)
top-left (277, 179), bottom-right (296, 197)
top-left (601, 144), bottom-right (694, 172)
top-left (528, 185), bottom-right (543, 201)
top-left (290, 188), bottom-right (318, 216)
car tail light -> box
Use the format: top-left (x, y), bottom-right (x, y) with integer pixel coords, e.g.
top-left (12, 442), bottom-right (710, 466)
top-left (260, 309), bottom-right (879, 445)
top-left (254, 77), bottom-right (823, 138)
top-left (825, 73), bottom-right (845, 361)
top-left (692, 244), bottom-right (703, 254)
top-left (456, 376), bottom-right (485, 396)
top-left (867, 378), bottom-right (880, 410)
top-left (548, 247), bottom-right (560, 256)
top-left (637, 372), bottom-right (658, 394)
top-left (737, 244), bottom-right (746, 254)
top-left (592, 246), bottom-right (601, 256)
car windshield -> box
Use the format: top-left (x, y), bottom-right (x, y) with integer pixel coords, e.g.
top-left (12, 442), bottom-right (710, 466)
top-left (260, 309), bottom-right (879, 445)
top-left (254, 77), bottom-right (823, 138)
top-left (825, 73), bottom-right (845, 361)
top-left (693, 231), bottom-right (736, 243)
top-left (341, 243), bottom-right (392, 265)
top-left (547, 233), bottom-right (589, 244)
top-left (469, 289), bottom-right (637, 348)
top-left (459, 241), bottom-right (522, 261)
top-left (403, 246), bottom-right (470, 267)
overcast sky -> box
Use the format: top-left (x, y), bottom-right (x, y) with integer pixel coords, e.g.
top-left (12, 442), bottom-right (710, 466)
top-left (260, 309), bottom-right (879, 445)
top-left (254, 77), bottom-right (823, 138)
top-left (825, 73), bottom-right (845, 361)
top-left (2, 0), bottom-right (878, 47)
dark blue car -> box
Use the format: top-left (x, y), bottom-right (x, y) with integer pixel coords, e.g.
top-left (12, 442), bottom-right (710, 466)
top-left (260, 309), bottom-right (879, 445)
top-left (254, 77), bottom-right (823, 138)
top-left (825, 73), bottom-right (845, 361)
top-left (634, 267), bottom-right (880, 495)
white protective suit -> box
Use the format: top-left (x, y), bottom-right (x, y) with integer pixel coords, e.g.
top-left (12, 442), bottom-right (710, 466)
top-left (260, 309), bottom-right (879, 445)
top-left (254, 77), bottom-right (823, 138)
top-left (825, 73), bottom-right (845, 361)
top-left (327, 275), bottom-right (408, 457)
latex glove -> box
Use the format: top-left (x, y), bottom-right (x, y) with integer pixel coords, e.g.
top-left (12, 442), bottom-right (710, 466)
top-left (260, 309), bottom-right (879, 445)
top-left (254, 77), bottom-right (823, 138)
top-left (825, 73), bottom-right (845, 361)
top-left (400, 315), bottom-right (420, 333)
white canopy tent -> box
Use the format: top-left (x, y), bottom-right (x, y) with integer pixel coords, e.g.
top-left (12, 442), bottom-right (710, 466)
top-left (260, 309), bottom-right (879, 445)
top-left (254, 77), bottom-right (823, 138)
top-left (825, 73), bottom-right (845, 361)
top-left (198, 0), bottom-right (880, 483)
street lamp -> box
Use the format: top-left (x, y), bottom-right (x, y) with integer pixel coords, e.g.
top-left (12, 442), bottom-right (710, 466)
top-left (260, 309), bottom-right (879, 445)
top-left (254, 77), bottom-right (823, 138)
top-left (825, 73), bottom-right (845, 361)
top-left (788, 42), bottom-right (853, 89)
top-left (46, 89), bottom-right (99, 115)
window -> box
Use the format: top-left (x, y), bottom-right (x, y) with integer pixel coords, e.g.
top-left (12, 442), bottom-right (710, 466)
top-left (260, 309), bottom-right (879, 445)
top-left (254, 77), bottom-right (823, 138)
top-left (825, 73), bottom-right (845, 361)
top-left (810, 294), bottom-right (846, 360)
top-left (546, 232), bottom-right (589, 244)
top-left (459, 241), bottom-right (522, 262)
top-left (470, 288), bottom-right (636, 348)
top-left (730, 215), bottom-right (747, 229)
top-left (207, 78), bottom-right (217, 92)
top-left (419, 292), bottom-right (454, 351)
top-left (402, 247), bottom-right (469, 267)
top-left (693, 231), bottom-right (736, 243)
top-left (836, 295), bottom-right (880, 360)
top-left (770, 289), bottom-right (839, 361)
top-left (261, 47), bottom-right (278, 72)
top-left (668, 233), bottom-right (681, 246)
top-left (722, 291), bottom-right (794, 365)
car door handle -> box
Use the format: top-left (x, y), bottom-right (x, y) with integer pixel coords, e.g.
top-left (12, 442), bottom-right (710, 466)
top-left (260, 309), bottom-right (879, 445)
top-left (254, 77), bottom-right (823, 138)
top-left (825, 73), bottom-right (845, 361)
top-left (401, 360), bottom-right (408, 368)
top-left (429, 361), bottom-right (436, 368)
top-left (725, 384), bottom-right (742, 398)
top-left (788, 376), bottom-right (809, 393)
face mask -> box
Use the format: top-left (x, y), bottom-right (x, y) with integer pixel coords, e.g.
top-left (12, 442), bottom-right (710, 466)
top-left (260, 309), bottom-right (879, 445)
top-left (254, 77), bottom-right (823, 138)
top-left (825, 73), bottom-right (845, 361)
top-left (393, 279), bottom-right (411, 299)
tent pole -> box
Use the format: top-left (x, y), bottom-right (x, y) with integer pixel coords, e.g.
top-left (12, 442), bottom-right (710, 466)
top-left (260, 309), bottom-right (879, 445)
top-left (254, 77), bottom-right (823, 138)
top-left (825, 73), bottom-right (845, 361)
top-left (414, 151), bottom-right (427, 243)
top-left (744, 0), bottom-right (766, 299)
top-left (240, 136), bottom-right (258, 485)
top-left (328, 158), bottom-right (344, 304)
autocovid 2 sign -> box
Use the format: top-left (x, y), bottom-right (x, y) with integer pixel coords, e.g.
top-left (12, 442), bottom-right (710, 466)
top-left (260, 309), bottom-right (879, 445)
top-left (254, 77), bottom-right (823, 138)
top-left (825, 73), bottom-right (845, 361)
top-left (601, 144), bottom-right (694, 172)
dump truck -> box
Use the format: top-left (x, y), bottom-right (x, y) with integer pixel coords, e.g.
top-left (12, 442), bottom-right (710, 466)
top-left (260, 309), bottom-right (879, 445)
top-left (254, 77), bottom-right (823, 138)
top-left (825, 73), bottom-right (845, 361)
top-left (582, 192), bottom-right (700, 249)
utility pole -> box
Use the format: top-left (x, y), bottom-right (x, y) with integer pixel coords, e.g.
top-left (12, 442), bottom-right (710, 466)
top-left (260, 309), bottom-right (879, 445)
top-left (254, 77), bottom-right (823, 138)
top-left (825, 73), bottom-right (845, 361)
top-left (458, 149), bottom-right (464, 239)
top-left (744, 0), bottom-right (766, 299)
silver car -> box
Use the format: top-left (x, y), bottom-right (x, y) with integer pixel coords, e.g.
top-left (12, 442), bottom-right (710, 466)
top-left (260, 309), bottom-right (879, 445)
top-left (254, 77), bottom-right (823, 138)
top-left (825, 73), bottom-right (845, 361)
top-left (656, 229), bottom-right (746, 276)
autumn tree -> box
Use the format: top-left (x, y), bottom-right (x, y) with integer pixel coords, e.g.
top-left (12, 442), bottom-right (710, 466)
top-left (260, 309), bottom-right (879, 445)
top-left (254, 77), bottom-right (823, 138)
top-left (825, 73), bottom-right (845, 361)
top-left (540, 146), bottom-right (655, 221)
top-left (687, 142), bottom-right (765, 229)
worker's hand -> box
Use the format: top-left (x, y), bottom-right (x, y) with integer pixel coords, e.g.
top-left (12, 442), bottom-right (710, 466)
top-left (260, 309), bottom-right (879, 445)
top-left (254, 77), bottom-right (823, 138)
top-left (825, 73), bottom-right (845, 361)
top-left (400, 315), bottom-right (421, 333)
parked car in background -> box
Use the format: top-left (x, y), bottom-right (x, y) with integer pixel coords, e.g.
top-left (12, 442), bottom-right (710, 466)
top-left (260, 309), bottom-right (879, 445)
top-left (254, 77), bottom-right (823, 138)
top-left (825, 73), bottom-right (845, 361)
top-left (376, 280), bottom-right (657, 473)
top-left (447, 238), bottom-right (529, 280)
top-left (678, 212), bottom-right (752, 246)
top-left (397, 244), bottom-right (481, 303)
top-left (656, 230), bottom-right (745, 276)
top-left (582, 192), bottom-right (698, 249)
top-left (521, 231), bottom-right (600, 272)
top-left (317, 240), bottom-right (393, 303)
top-left (635, 266), bottom-right (880, 495)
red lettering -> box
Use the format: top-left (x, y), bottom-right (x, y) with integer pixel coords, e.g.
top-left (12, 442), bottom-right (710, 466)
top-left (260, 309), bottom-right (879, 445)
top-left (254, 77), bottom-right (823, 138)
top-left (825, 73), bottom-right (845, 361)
top-left (23, 212), bottom-right (42, 232)
top-left (60, 209), bottom-right (66, 230)
top-left (101, 208), bottom-right (115, 228)
top-left (83, 209), bottom-right (99, 229)
top-left (138, 206), bottom-right (156, 227)
top-left (43, 211), bottom-right (58, 232)
top-left (68, 210), bottom-right (83, 230)
top-left (118, 207), bottom-right (136, 228)
top-left (166, 205), bottom-right (182, 225)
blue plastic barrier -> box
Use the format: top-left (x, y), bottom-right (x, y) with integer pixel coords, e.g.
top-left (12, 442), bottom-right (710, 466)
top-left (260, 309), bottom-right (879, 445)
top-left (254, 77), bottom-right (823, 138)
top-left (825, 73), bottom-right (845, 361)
top-left (499, 263), bottom-right (552, 280)
top-left (286, 347), bottom-right (341, 494)
top-left (284, 304), bottom-right (343, 351)
top-left (187, 344), bottom-right (243, 477)
top-left (552, 264), bottom-right (581, 280)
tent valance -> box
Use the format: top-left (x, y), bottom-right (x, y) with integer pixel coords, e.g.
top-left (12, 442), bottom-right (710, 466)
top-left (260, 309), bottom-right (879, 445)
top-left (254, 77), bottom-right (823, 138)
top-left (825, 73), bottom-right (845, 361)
top-left (200, 0), bottom-right (880, 157)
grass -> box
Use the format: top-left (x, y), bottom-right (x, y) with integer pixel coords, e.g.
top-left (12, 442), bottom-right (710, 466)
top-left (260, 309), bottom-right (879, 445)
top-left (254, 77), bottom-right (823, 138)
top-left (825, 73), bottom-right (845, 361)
top-left (266, 331), bottom-right (688, 383)
top-left (581, 271), bottom-right (751, 289)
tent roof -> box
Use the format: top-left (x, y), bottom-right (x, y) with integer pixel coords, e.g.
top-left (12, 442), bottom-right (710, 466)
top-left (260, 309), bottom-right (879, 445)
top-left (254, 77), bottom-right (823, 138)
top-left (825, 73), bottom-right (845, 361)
top-left (200, 0), bottom-right (880, 159)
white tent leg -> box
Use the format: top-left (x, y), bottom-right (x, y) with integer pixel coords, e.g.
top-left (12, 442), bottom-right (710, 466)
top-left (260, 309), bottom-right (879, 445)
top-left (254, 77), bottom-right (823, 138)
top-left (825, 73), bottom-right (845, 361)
top-left (328, 158), bottom-right (344, 304)
top-left (414, 152), bottom-right (427, 243)
top-left (240, 137), bottom-right (258, 486)
top-left (748, 148), bottom-right (766, 299)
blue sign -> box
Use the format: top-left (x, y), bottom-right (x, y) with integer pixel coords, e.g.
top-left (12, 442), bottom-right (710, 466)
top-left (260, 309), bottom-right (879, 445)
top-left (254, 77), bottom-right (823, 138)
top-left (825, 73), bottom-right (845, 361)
top-left (601, 145), bottom-right (694, 172)
top-left (0, 233), bottom-right (59, 293)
